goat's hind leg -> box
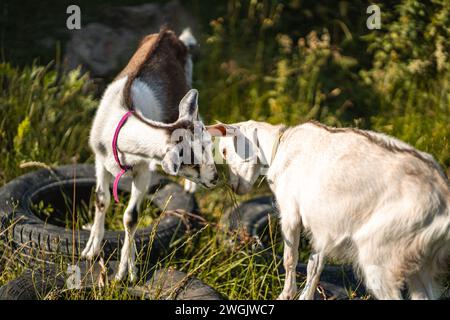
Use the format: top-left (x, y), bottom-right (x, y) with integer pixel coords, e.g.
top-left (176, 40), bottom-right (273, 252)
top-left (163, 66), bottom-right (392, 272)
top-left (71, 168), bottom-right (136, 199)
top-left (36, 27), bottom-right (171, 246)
top-left (298, 251), bottom-right (325, 300)
top-left (408, 269), bottom-right (443, 300)
top-left (360, 262), bottom-right (403, 300)
top-left (407, 274), bottom-right (431, 300)
top-left (82, 160), bottom-right (111, 259)
top-left (115, 167), bottom-right (151, 282)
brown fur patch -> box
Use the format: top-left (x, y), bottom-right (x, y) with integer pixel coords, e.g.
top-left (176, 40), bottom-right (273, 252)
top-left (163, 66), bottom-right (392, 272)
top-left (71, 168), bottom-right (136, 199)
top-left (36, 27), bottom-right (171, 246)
top-left (116, 27), bottom-right (190, 132)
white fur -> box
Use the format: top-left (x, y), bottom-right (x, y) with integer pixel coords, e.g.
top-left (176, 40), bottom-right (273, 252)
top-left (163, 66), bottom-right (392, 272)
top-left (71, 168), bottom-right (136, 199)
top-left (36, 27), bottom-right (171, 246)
top-left (131, 79), bottom-right (164, 121)
top-left (82, 29), bottom-right (215, 281)
top-left (213, 120), bottom-right (450, 300)
top-left (83, 78), bottom-right (217, 282)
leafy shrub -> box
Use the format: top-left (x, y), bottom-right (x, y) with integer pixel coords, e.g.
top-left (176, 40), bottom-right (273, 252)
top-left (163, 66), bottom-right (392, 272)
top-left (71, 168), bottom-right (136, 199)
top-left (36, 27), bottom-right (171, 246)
top-left (0, 63), bottom-right (97, 184)
top-left (362, 0), bottom-right (450, 168)
top-left (195, 0), bottom-right (449, 170)
top-left (196, 1), bottom-right (372, 127)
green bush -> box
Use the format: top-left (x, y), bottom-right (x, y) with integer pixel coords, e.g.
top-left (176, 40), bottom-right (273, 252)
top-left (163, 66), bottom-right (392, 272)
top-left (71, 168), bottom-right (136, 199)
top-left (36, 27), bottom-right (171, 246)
top-left (0, 63), bottom-right (97, 185)
top-left (195, 0), bottom-right (449, 170)
top-left (1, 0), bottom-right (448, 179)
top-left (0, 0), bottom-right (448, 300)
top-left (196, 1), bottom-right (372, 127)
top-left (362, 0), bottom-right (450, 168)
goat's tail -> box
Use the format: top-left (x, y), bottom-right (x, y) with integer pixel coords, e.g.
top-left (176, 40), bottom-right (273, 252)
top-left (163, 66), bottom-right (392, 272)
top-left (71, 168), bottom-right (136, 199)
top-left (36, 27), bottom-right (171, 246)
top-left (447, 195), bottom-right (450, 242)
top-left (420, 199), bottom-right (450, 278)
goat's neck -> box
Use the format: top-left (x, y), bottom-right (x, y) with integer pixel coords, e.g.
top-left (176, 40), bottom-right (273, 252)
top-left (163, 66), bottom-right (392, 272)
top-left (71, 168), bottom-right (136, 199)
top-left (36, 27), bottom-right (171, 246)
top-left (93, 77), bottom-right (173, 161)
top-left (253, 123), bottom-right (286, 168)
top-left (118, 115), bottom-right (171, 160)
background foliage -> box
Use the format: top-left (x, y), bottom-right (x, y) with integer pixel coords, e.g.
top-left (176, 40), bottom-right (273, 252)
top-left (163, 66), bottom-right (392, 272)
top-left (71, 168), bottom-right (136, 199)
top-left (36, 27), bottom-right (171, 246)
top-left (0, 0), bottom-right (449, 299)
top-left (1, 0), bottom-right (448, 181)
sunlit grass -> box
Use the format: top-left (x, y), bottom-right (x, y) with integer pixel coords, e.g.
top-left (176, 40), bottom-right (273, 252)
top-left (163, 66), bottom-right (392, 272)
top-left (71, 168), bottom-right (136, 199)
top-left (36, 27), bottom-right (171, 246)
top-left (0, 185), bottom-right (293, 300)
top-left (0, 0), bottom-right (449, 300)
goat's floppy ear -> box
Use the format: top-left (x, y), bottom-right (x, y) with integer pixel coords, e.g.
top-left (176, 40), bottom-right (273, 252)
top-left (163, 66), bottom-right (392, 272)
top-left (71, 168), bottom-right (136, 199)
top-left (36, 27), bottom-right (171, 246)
top-left (161, 146), bottom-right (181, 175)
top-left (178, 89), bottom-right (198, 121)
top-left (206, 123), bottom-right (239, 137)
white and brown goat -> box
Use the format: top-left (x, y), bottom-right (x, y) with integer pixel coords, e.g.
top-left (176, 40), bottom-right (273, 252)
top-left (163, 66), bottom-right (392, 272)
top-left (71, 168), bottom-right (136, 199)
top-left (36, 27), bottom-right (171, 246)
top-left (208, 120), bottom-right (450, 300)
top-left (83, 29), bottom-right (218, 281)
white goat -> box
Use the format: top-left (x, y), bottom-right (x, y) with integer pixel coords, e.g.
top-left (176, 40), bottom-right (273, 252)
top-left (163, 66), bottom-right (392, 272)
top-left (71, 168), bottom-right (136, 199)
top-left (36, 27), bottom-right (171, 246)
top-left (83, 29), bottom-right (218, 282)
top-left (208, 120), bottom-right (450, 300)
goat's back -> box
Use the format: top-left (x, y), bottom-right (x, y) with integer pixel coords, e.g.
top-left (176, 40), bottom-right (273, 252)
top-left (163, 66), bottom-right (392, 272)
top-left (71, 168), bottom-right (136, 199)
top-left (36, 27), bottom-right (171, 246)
top-left (276, 122), bottom-right (450, 273)
top-left (116, 30), bottom-right (189, 123)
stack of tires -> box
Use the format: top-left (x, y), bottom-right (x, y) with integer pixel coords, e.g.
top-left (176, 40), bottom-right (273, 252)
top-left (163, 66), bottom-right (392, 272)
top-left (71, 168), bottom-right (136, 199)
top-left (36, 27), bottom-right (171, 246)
top-left (0, 164), bottom-right (362, 300)
top-left (0, 164), bottom-right (220, 300)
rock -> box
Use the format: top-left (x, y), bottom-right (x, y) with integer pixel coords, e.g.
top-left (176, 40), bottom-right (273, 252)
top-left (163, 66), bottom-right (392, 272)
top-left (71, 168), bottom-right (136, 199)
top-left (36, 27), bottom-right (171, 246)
top-left (64, 0), bottom-right (196, 79)
top-left (65, 23), bottom-right (136, 77)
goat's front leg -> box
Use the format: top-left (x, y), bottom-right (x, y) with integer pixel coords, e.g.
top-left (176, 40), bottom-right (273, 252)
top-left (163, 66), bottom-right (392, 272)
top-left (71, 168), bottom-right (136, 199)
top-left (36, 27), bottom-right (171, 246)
top-left (298, 251), bottom-right (325, 300)
top-left (115, 166), bottom-right (151, 282)
top-left (82, 160), bottom-right (111, 259)
top-left (277, 213), bottom-right (301, 300)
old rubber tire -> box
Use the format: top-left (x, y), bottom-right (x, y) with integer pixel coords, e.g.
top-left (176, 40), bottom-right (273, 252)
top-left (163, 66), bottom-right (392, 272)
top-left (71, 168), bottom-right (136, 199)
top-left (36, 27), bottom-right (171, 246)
top-left (0, 266), bottom-right (66, 300)
top-left (129, 268), bottom-right (223, 300)
top-left (0, 164), bottom-right (199, 263)
top-left (0, 265), bottom-right (222, 300)
top-left (224, 196), bottom-right (364, 299)
top-left (222, 196), bottom-right (275, 242)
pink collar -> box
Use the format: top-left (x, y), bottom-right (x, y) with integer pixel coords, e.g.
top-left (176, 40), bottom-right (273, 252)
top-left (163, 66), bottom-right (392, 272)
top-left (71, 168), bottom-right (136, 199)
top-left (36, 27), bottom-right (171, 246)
top-left (112, 110), bottom-right (134, 203)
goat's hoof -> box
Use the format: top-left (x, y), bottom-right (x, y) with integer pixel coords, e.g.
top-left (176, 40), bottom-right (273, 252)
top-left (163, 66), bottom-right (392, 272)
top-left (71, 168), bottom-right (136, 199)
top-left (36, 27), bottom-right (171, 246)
top-left (128, 268), bottom-right (138, 283)
top-left (114, 262), bottom-right (127, 281)
top-left (114, 268), bottom-right (137, 283)
top-left (114, 264), bottom-right (131, 282)
top-left (81, 242), bottom-right (101, 260)
top-left (298, 293), bottom-right (314, 300)
top-left (277, 291), bottom-right (296, 300)
top-left (114, 271), bottom-right (126, 282)
top-left (80, 250), bottom-right (94, 260)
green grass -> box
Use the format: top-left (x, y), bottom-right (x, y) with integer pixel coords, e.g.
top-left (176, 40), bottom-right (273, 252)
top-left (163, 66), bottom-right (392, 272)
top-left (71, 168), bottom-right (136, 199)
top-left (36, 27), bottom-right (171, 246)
top-left (0, 186), bottom-right (303, 300)
top-left (0, 0), bottom-right (449, 300)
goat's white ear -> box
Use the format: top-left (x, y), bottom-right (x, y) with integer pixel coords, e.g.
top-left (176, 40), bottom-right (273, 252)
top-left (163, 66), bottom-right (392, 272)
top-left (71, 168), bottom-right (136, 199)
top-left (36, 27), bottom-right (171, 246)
top-left (161, 147), bottom-right (181, 175)
top-left (206, 123), bottom-right (239, 137)
top-left (178, 89), bottom-right (198, 121)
